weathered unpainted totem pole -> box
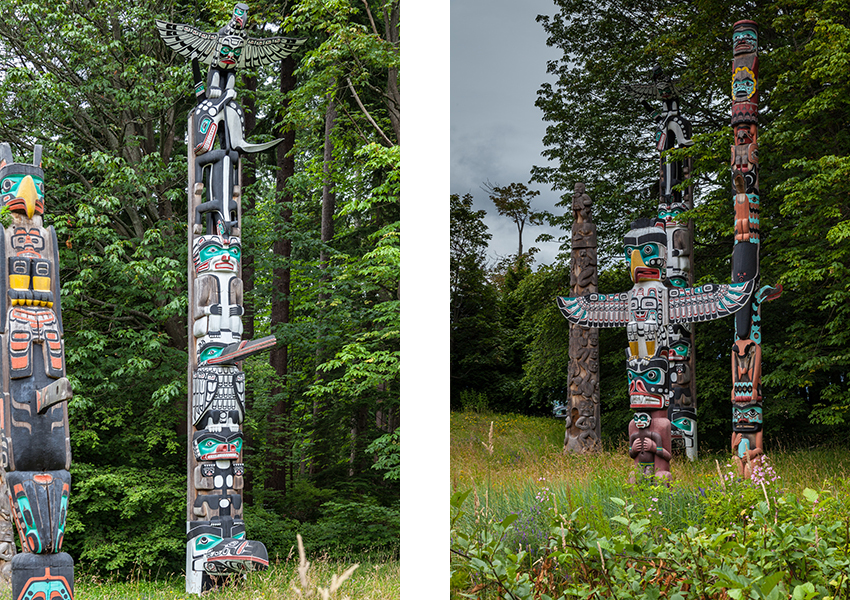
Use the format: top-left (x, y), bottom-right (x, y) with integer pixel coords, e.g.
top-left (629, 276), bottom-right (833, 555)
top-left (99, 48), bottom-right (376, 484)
top-left (559, 183), bottom-right (601, 453)
top-left (624, 65), bottom-right (699, 458)
top-left (0, 145), bottom-right (75, 598)
top-left (557, 218), bottom-right (753, 480)
top-left (156, 5), bottom-right (305, 593)
top-left (729, 21), bottom-right (781, 479)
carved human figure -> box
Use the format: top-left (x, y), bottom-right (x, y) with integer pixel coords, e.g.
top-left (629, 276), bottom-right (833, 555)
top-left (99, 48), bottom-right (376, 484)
top-left (628, 411), bottom-right (672, 480)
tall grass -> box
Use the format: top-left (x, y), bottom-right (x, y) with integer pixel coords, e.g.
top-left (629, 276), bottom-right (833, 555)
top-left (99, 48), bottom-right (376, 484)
top-left (450, 410), bottom-right (850, 542)
top-left (74, 543), bottom-right (400, 599)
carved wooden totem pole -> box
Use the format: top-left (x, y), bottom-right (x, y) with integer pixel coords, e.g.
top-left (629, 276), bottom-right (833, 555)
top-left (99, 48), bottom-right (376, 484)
top-left (156, 5), bottom-right (305, 593)
top-left (624, 65), bottom-right (699, 458)
top-left (561, 183), bottom-right (601, 453)
top-left (557, 218), bottom-right (754, 480)
top-left (729, 21), bottom-right (781, 479)
top-left (0, 145), bottom-right (75, 598)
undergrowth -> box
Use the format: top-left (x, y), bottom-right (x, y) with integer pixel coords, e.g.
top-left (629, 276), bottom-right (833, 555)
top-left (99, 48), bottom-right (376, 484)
top-left (450, 411), bottom-right (850, 599)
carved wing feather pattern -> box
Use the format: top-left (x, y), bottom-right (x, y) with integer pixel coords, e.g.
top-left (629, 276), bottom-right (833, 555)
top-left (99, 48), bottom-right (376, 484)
top-left (668, 279), bottom-right (755, 324)
top-left (192, 368), bottom-right (219, 426)
top-left (621, 83), bottom-right (660, 100)
top-left (557, 293), bottom-right (630, 328)
top-left (156, 20), bottom-right (219, 63)
top-left (241, 35), bottom-right (307, 69)
top-left (156, 20), bottom-right (306, 68)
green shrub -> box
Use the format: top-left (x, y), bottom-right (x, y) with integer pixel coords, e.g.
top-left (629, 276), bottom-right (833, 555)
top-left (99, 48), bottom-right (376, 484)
top-left (300, 500), bottom-right (400, 557)
top-left (64, 462), bottom-right (185, 574)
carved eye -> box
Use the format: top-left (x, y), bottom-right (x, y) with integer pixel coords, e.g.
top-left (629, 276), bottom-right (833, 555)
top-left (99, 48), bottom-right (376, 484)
top-left (1, 179), bottom-right (12, 192)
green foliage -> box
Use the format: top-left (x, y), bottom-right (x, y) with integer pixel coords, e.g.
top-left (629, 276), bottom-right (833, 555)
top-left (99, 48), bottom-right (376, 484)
top-left (65, 463), bottom-right (185, 574)
top-left (300, 501), bottom-right (399, 558)
top-left (366, 429), bottom-right (400, 481)
top-left (451, 475), bottom-right (850, 599)
top-left (458, 390), bottom-right (490, 414)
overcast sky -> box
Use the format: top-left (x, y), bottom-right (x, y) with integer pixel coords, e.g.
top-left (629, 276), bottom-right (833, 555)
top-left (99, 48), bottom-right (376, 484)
top-left (450, 0), bottom-right (564, 267)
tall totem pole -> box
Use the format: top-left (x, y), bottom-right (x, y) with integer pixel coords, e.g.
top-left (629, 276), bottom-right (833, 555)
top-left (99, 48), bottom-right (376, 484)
top-left (560, 183), bottom-right (601, 453)
top-left (156, 5), bottom-right (305, 593)
top-left (624, 65), bottom-right (699, 459)
top-left (0, 145), bottom-right (75, 598)
top-left (729, 21), bottom-right (781, 479)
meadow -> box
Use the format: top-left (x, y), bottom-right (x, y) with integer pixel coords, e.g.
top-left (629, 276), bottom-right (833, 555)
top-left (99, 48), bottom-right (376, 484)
top-left (450, 411), bottom-right (850, 599)
top-left (63, 538), bottom-right (399, 599)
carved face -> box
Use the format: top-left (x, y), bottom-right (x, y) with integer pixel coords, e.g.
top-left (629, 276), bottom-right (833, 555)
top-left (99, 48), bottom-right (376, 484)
top-left (230, 3), bottom-right (249, 30)
top-left (1, 169), bottom-right (44, 218)
top-left (193, 430), bottom-right (244, 461)
top-left (10, 227), bottom-right (45, 257)
top-left (633, 412), bottom-right (650, 429)
top-left (188, 517), bottom-right (255, 576)
top-left (627, 355), bottom-right (669, 409)
top-left (732, 66), bottom-right (757, 101)
top-left (624, 221), bottom-right (667, 282)
top-left (733, 23), bottom-right (758, 55)
top-left (732, 403), bottom-right (763, 432)
top-left (193, 235), bottom-right (241, 274)
top-left (217, 35), bottom-right (244, 68)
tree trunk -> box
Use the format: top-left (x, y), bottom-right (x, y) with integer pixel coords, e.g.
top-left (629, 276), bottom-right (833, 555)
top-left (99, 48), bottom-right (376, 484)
top-left (309, 98), bottom-right (337, 476)
top-left (268, 55), bottom-right (296, 496)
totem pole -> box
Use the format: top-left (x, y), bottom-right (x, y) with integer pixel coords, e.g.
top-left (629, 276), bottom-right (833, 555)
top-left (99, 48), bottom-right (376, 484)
top-left (156, 6), bottom-right (305, 593)
top-left (557, 183), bottom-right (601, 453)
top-left (557, 218), bottom-right (754, 479)
top-left (729, 21), bottom-right (781, 479)
top-left (623, 65), bottom-right (699, 458)
top-left (0, 145), bottom-right (75, 598)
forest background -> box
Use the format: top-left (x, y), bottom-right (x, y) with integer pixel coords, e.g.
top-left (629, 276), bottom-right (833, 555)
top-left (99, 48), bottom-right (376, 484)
top-left (0, 0), bottom-right (416, 576)
top-left (450, 0), bottom-right (850, 454)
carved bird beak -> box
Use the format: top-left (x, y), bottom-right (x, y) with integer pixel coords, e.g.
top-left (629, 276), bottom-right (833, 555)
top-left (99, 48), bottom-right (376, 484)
top-left (19, 175), bottom-right (38, 219)
top-left (630, 248), bottom-right (646, 282)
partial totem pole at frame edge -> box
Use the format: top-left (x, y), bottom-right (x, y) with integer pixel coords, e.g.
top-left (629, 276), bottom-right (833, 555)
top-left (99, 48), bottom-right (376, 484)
top-left (156, 5), bottom-right (305, 593)
top-left (729, 20), bottom-right (781, 479)
top-left (623, 64), bottom-right (699, 460)
top-left (0, 145), bottom-right (75, 598)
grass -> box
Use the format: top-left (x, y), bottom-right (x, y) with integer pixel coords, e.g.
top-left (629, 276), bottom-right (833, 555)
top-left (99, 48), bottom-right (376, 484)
top-left (73, 541), bottom-right (400, 599)
top-left (450, 410), bottom-right (850, 538)
top-left (451, 410), bottom-right (850, 493)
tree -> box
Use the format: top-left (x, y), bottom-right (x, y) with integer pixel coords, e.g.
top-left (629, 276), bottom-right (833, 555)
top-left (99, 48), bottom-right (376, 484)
top-left (450, 193), bottom-right (500, 408)
top-left (484, 181), bottom-right (544, 259)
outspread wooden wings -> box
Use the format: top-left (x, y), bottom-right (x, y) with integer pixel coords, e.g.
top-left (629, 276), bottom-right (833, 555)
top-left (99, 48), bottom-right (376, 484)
top-left (621, 80), bottom-right (691, 101)
top-left (556, 293), bottom-right (630, 328)
top-left (667, 279), bottom-right (755, 323)
top-left (557, 279), bottom-right (755, 328)
top-left (156, 20), bottom-right (219, 63)
top-left (155, 20), bottom-right (306, 68)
